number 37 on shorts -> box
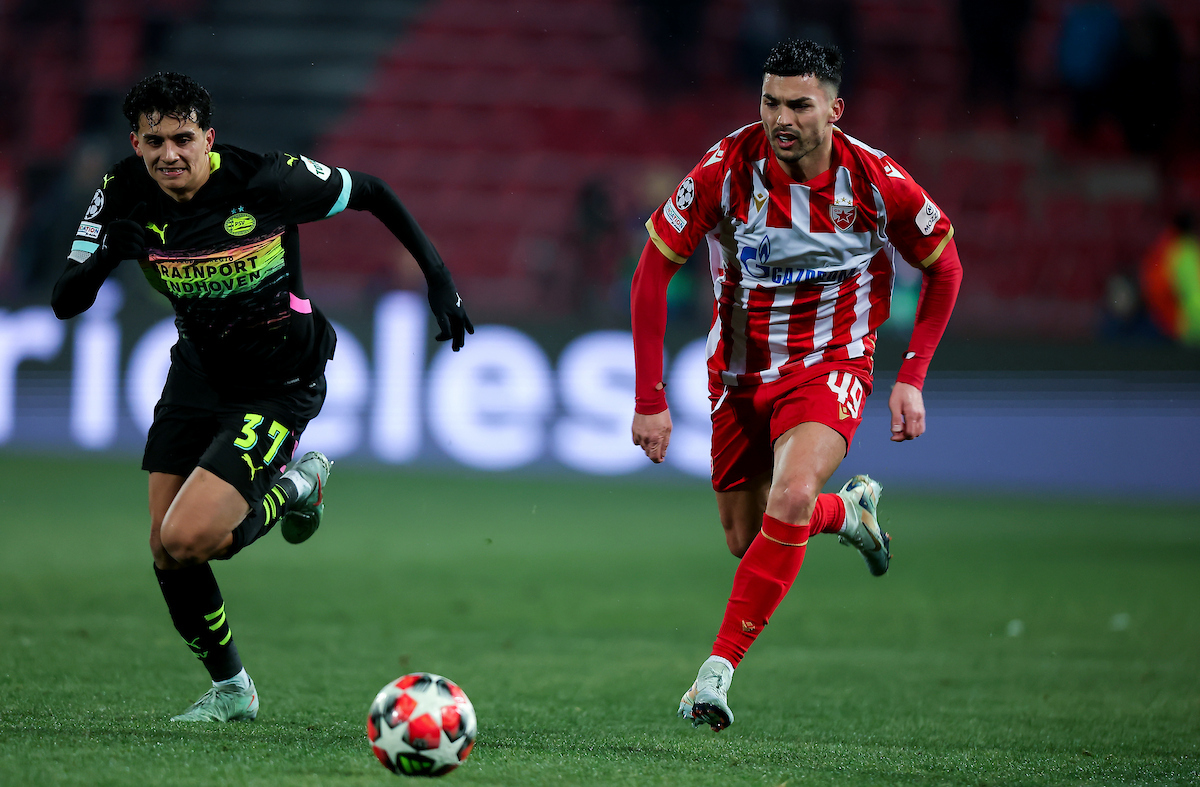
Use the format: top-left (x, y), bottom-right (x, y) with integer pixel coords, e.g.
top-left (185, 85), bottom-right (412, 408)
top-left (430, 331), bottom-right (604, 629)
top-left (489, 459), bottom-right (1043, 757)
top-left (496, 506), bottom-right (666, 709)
top-left (232, 413), bottom-right (291, 464)
top-left (826, 371), bottom-right (864, 421)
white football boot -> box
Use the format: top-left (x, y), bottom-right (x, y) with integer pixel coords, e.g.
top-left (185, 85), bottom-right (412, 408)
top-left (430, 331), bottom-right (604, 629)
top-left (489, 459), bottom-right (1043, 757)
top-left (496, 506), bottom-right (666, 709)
top-left (836, 474), bottom-right (890, 576)
top-left (678, 681), bottom-right (698, 720)
top-left (684, 656), bottom-right (735, 731)
top-left (171, 677), bottom-right (258, 722)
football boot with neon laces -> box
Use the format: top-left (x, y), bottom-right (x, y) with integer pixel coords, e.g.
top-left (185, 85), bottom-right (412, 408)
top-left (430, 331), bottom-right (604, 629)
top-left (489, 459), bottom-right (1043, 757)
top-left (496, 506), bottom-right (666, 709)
top-left (171, 677), bottom-right (258, 722)
top-left (279, 451), bottom-right (332, 544)
top-left (836, 474), bottom-right (890, 576)
top-left (681, 657), bottom-right (735, 731)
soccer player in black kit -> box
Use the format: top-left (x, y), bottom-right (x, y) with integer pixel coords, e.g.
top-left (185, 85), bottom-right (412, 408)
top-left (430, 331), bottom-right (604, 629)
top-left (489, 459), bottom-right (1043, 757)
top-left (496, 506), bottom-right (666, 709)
top-left (51, 73), bottom-right (473, 722)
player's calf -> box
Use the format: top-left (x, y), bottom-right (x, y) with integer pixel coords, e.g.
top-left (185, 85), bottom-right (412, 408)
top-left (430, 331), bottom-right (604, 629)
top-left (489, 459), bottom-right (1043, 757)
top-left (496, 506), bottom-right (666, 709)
top-left (222, 451), bottom-right (332, 556)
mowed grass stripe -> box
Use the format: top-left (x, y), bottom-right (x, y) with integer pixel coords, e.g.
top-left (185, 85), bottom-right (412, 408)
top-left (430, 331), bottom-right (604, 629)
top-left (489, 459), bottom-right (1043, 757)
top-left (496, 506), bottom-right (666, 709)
top-left (0, 456), bottom-right (1196, 786)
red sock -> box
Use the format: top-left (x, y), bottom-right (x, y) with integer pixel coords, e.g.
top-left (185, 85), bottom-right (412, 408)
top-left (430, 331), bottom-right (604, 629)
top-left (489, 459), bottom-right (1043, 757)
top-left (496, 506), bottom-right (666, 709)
top-left (807, 492), bottom-right (846, 536)
top-left (710, 514), bottom-right (809, 667)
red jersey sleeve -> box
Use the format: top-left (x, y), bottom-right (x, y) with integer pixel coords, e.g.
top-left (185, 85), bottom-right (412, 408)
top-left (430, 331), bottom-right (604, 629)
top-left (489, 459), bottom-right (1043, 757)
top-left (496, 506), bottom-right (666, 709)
top-left (873, 156), bottom-right (961, 388)
top-left (876, 157), bottom-right (955, 269)
top-left (645, 137), bottom-right (731, 263)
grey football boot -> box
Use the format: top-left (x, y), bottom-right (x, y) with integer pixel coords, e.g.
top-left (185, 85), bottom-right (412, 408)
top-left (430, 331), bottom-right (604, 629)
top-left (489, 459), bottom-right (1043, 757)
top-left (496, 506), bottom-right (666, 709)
top-left (836, 474), bottom-right (890, 576)
top-left (278, 451), bottom-right (332, 544)
top-left (171, 677), bottom-right (258, 722)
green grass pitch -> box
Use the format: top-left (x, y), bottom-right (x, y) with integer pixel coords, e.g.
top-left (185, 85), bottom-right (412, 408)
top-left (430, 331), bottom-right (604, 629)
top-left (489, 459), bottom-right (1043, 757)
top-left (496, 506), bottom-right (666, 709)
top-left (0, 455), bottom-right (1197, 786)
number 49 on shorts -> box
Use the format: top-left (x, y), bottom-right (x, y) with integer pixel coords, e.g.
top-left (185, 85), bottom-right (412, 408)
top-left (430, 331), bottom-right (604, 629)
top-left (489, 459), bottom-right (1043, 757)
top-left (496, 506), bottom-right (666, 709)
top-left (826, 371), bottom-right (864, 420)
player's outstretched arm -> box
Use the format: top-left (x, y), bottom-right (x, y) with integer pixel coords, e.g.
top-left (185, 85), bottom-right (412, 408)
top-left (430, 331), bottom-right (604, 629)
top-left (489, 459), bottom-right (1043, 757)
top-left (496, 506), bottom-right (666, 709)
top-left (891, 239), bottom-right (963, 441)
top-left (630, 239), bottom-right (682, 463)
top-left (346, 173), bottom-right (473, 350)
top-left (51, 203), bottom-right (146, 320)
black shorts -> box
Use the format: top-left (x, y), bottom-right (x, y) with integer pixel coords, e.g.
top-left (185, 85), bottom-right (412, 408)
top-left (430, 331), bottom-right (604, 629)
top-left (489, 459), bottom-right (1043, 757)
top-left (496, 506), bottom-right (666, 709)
top-left (142, 359), bottom-right (327, 504)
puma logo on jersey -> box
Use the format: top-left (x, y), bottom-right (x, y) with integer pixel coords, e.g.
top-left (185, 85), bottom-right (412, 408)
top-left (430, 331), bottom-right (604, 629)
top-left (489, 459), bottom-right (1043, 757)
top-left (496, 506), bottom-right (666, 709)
top-left (286, 154), bottom-right (298, 166)
top-left (456, 294), bottom-right (462, 307)
top-left (241, 453), bottom-right (263, 480)
top-left (147, 223), bottom-right (168, 243)
top-left (752, 192), bottom-right (767, 212)
top-left (102, 174), bottom-right (115, 189)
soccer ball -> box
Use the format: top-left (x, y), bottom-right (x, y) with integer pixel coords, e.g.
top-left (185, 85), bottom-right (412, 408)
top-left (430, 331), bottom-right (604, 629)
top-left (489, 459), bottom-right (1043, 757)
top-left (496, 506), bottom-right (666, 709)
top-left (367, 673), bottom-right (477, 777)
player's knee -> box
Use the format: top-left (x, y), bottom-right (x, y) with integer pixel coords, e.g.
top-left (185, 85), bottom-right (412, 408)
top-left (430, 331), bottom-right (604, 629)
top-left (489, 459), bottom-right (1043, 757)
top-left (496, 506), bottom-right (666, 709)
top-left (766, 482), bottom-right (818, 526)
top-left (158, 523), bottom-right (214, 565)
top-left (149, 534), bottom-right (172, 567)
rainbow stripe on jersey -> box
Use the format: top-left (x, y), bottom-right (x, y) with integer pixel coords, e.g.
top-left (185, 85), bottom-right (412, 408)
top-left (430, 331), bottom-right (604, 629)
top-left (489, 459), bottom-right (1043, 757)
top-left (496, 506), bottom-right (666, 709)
top-left (141, 230), bottom-right (286, 299)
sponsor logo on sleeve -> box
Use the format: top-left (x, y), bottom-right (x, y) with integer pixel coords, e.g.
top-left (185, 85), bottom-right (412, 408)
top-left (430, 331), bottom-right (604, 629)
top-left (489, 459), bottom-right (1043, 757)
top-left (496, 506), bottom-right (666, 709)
top-left (916, 195), bottom-right (941, 236)
top-left (703, 147), bottom-right (725, 168)
top-left (84, 189), bottom-right (105, 220)
top-left (663, 198), bottom-right (688, 233)
top-left (675, 177), bottom-right (695, 210)
top-left (882, 160), bottom-right (906, 180)
top-left (300, 155), bottom-right (332, 181)
top-left (76, 221), bottom-right (102, 239)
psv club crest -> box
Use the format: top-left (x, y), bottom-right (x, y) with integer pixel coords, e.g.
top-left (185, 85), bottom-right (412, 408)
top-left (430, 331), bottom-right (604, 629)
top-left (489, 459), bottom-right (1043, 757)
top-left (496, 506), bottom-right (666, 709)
top-left (830, 197), bottom-right (856, 231)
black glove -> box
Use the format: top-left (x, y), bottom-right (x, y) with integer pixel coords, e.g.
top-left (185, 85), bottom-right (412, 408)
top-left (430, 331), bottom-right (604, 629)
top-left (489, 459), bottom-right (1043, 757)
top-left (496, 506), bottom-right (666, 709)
top-left (427, 278), bottom-right (474, 351)
top-left (97, 202), bottom-right (147, 269)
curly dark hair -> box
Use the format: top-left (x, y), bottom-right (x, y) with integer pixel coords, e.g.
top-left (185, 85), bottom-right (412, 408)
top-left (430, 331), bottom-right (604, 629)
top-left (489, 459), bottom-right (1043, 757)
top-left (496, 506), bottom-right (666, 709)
top-left (762, 40), bottom-right (844, 96)
top-left (122, 72), bottom-right (214, 132)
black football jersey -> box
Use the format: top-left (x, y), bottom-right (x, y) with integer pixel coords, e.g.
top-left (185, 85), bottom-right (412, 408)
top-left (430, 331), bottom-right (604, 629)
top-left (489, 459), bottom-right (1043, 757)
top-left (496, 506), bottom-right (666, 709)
top-left (71, 144), bottom-right (345, 390)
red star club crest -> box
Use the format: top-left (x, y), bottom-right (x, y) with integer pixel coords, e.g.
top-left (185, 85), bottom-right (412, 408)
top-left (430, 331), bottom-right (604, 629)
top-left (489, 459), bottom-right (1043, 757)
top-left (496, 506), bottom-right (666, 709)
top-left (830, 200), bottom-right (856, 231)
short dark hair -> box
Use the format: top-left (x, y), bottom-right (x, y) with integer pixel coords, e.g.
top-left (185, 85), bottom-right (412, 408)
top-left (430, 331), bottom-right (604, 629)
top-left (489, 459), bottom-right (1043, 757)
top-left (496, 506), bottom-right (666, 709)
top-left (762, 39), bottom-right (843, 96)
top-left (122, 72), bottom-right (214, 132)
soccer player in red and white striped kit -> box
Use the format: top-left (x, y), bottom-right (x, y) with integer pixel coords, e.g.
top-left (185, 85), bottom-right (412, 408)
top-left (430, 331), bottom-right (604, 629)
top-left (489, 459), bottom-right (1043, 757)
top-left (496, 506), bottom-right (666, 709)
top-left (631, 39), bottom-right (961, 731)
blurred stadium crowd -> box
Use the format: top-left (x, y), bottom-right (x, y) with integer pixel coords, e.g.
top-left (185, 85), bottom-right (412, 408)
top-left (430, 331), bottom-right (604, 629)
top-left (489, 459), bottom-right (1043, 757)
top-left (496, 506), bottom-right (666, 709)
top-left (1, 0), bottom-right (1198, 342)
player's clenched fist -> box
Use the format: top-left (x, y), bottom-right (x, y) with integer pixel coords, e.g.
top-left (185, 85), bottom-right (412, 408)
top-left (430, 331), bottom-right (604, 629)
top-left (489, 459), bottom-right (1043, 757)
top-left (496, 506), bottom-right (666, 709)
top-left (632, 409), bottom-right (673, 463)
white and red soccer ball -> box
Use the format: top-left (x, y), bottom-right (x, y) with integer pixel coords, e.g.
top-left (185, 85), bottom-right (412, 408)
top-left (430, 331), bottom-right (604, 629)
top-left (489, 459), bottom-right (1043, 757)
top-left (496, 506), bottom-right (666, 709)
top-left (367, 673), bottom-right (477, 777)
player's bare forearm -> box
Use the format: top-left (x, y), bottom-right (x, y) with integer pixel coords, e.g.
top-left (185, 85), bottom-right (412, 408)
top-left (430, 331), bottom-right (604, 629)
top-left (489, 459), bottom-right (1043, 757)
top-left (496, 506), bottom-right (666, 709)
top-left (632, 409), bottom-right (673, 463)
top-left (888, 382), bottom-right (925, 442)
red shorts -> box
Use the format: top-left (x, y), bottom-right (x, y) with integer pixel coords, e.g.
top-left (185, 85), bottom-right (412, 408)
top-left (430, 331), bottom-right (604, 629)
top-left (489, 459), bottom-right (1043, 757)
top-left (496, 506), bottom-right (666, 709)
top-left (709, 364), bottom-right (873, 492)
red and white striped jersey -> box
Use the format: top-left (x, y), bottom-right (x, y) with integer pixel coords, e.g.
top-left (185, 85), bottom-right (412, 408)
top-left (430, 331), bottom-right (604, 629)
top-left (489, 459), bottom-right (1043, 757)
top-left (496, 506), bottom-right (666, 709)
top-left (647, 123), bottom-right (955, 388)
